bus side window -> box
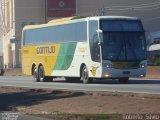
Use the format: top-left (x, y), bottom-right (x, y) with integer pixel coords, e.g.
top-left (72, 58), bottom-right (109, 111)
top-left (93, 34), bottom-right (101, 62)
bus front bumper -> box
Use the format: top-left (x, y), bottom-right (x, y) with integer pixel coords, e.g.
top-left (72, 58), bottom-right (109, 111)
top-left (101, 67), bottom-right (146, 78)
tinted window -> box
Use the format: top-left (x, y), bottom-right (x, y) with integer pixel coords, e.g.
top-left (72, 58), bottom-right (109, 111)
top-left (102, 31), bottom-right (146, 61)
top-left (23, 22), bottom-right (87, 45)
top-left (89, 20), bottom-right (99, 62)
top-left (100, 20), bottom-right (144, 32)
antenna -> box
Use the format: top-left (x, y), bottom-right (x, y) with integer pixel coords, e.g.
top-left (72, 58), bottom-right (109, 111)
top-left (100, 7), bottom-right (106, 16)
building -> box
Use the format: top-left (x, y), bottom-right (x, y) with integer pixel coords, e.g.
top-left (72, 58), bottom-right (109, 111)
top-left (0, 0), bottom-right (45, 68)
top-left (0, 0), bottom-right (160, 68)
top-left (147, 31), bottom-right (160, 65)
top-left (77, 0), bottom-right (160, 32)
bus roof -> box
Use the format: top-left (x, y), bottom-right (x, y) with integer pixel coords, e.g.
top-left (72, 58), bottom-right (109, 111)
top-left (47, 16), bottom-right (85, 24)
top-left (23, 16), bottom-right (139, 30)
top-left (23, 16), bottom-right (86, 30)
top-left (89, 16), bottom-right (139, 20)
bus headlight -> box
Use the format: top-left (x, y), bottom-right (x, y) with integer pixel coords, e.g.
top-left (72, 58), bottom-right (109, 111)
top-left (103, 63), bottom-right (113, 68)
top-left (140, 63), bottom-right (146, 68)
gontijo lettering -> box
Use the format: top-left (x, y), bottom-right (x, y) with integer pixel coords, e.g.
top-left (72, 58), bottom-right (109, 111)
top-left (37, 46), bottom-right (55, 54)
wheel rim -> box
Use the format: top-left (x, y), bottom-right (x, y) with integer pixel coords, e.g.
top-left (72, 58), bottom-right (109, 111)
top-left (33, 68), bottom-right (38, 81)
top-left (82, 67), bottom-right (88, 82)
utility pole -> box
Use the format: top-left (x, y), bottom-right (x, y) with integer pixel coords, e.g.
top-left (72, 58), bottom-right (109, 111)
top-left (100, 7), bottom-right (106, 16)
top-left (44, 0), bottom-right (47, 23)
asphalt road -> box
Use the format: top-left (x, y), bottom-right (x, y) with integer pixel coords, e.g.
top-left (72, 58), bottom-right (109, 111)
top-left (0, 76), bottom-right (160, 94)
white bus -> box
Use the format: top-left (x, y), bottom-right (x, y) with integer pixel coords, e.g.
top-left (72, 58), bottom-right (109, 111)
top-left (148, 32), bottom-right (160, 65)
top-left (22, 16), bottom-right (147, 84)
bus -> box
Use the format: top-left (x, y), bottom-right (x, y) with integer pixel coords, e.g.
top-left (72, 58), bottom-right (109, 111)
top-left (148, 32), bottom-right (160, 65)
top-left (22, 16), bottom-right (147, 84)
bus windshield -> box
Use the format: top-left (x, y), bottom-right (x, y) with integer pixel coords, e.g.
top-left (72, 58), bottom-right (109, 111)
top-left (100, 20), bottom-right (147, 61)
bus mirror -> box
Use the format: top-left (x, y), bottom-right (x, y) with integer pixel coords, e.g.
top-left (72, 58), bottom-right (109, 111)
top-left (97, 29), bottom-right (103, 43)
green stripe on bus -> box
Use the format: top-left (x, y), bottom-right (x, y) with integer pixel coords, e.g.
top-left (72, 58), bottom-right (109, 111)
top-left (53, 43), bottom-right (77, 70)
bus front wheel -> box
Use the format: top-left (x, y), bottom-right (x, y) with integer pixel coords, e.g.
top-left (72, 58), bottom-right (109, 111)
top-left (81, 65), bottom-right (92, 84)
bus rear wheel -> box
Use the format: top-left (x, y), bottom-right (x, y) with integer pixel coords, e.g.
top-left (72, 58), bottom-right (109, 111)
top-left (81, 65), bottom-right (92, 84)
top-left (38, 65), bottom-right (53, 82)
top-left (33, 66), bottom-right (39, 82)
top-left (118, 77), bottom-right (129, 84)
top-left (38, 65), bottom-right (45, 82)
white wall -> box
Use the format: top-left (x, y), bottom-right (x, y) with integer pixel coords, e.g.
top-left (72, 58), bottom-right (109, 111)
top-left (1, 0), bottom-right (45, 68)
top-left (0, 0), bottom-right (4, 57)
top-left (0, 37), bottom-right (3, 56)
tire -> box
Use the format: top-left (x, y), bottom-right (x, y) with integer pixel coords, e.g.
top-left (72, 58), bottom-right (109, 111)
top-left (81, 65), bottom-right (92, 84)
top-left (38, 65), bottom-right (45, 82)
top-left (33, 66), bottom-right (39, 82)
top-left (38, 65), bottom-right (53, 82)
top-left (119, 77), bottom-right (129, 84)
